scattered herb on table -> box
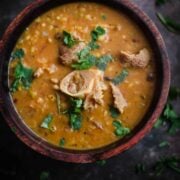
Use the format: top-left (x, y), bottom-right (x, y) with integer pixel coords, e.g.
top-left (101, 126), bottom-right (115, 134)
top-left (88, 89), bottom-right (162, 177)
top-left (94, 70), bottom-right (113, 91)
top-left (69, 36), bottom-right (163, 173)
top-left (109, 105), bottom-right (120, 118)
top-left (40, 114), bottom-right (53, 130)
top-left (135, 163), bottom-right (146, 174)
top-left (156, 13), bottom-right (180, 34)
top-left (96, 160), bottom-right (106, 166)
top-left (156, 0), bottom-right (168, 6)
top-left (11, 48), bottom-right (25, 60)
top-left (59, 138), bottom-right (65, 147)
top-left (113, 120), bottom-right (130, 137)
top-left (96, 54), bottom-right (113, 71)
top-left (159, 141), bottom-right (170, 148)
top-left (91, 26), bottom-right (106, 41)
top-left (111, 69), bottom-right (129, 85)
top-left (154, 156), bottom-right (180, 176)
top-left (63, 31), bottom-right (78, 48)
top-left (40, 171), bottom-right (50, 180)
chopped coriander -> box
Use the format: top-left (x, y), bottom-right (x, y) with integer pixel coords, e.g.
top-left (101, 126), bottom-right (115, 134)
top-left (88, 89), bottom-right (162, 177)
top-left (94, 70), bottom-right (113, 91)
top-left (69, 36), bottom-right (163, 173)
top-left (91, 26), bottom-right (106, 41)
top-left (40, 114), bottom-right (53, 130)
top-left (101, 14), bottom-right (107, 20)
top-left (69, 113), bottom-right (82, 130)
top-left (96, 54), bottom-right (113, 71)
top-left (155, 0), bottom-right (168, 6)
top-left (157, 13), bottom-right (180, 34)
top-left (40, 171), bottom-right (50, 180)
top-left (10, 61), bottom-right (34, 92)
top-left (113, 120), bottom-right (130, 137)
top-left (59, 138), bottom-right (65, 147)
top-left (159, 141), bottom-right (170, 148)
top-left (112, 69), bottom-right (129, 85)
top-left (72, 54), bottom-right (96, 70)
top-left (68, 98), bottom-right (84, 130)
top-left (88, 40), bottom-right (100, 50)
top-left (11, 48), bottom-right (25, 60)
top-left (96, 160), bottom-right (106, 166)
top-left (154, 156), bottom-right (180, 175)
top-left (135, 163), bottom-right (146, 174)
top-left (109, 105), bottom-right (120, 118)
top-left (63, 31), bottom-right (77, 48)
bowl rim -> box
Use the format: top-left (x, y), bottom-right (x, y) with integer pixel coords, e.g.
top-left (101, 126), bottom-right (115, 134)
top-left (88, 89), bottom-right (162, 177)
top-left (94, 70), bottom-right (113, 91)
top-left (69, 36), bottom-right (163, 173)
top-left (0, 0), bottom-right (170, 163)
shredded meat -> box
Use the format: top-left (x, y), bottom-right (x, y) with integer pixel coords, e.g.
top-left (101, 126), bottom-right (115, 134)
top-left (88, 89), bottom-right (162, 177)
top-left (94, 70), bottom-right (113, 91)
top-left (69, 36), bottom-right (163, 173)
top-left (120, 48), bottom-right (150, 68)
top-left (84, 71), bottom-right (107, 110)
top-left (110, 83), bottom-right (127, 113)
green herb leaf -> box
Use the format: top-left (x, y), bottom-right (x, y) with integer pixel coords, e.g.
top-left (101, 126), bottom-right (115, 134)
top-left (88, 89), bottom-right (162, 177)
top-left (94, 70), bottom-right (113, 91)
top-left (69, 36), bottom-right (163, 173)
top-left (159, 141), bottom-right (170, 148)
top-left (69, 113), bottom-right (82, 130)
top-left (135, 163), bottom-right (146, 174)
top-left (157, 13), bottom-right (180, 34)
top-left (10, 61), bottom-right (33, 92)
top-left (40, 114), bottom-right (53, 130)
top-left (113, 120), bottom-right (130, 137)
top-left (109, 105), bottom-right (120, 118)
top-left (63, 31), bottom-right (77, 48)
top-left (154, 156), bottom-right (180, 175)
top-left (91, 26), bottom-right (106, 41)
top-left (40, 171), bottom-right (50, 180)
top-left (88, 40), bottom-right (100, 50)
top-left (156, 0), bottom-right (168, 6)
top-left (96, 160), bottom-right (106, 166)
top-left (68, 98), bottom-right (84, 130)
top-left (96, 54), bottom-right (113, 71)
top-left (112, 69), bottom-right (129, 85)
top-left (11, 48), bottom-right (25, 60)
top-left (59, 138), bottom-right (65, 147)
top-left (72, 54), bottom-right (97, 70)
top-left (169, 86), bottom-right (180, 100)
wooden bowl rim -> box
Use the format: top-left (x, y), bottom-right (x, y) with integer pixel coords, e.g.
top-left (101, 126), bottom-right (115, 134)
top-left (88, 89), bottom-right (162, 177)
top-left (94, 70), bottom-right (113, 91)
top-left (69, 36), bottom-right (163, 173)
top-left (0, 0), bottom-right (170, 163)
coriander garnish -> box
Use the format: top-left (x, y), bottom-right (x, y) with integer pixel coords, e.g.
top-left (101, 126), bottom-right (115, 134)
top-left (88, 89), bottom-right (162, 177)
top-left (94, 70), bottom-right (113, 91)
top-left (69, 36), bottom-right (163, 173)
top-left (113, 120), bottom-right (130, 137)
top-left (40, 114), bottom-right (53, 130)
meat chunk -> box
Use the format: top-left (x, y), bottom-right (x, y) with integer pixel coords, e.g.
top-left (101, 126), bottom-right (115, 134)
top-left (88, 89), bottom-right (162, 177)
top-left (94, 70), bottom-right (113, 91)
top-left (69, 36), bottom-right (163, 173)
top-left (59, 42), bottom-right (86, 66)
top-left (60, 69), bottom-right (102, 98)
top-left (110, 83), bottom-right (127, 113)
top-left (84, 71), bottom-right (107, 110)
top-left (120, 48), bottom-right (150, 68)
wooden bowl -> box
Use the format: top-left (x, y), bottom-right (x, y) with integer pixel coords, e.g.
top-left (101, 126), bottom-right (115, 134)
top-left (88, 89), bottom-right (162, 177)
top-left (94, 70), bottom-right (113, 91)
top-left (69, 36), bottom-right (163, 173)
top-left (0, 0), bottom-right (170, 163)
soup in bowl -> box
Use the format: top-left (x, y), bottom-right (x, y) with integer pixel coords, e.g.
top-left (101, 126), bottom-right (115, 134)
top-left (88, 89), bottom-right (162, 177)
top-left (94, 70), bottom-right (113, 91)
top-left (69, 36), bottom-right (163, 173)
top-left (0, 0), bottom-right (170, 162)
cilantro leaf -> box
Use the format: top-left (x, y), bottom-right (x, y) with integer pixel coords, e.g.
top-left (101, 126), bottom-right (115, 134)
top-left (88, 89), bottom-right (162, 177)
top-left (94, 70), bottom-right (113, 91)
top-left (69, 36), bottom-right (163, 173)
top-left (112, 69), bottom-right (129, 85)
top-left (91, 26), bottom-right (106, 41)
top-left (40, 171), bottom-right (50, 180)
top-left (63, 31), bottom-right (77, 48)
top-left (10, 61), bottom-right (33, 92)
top-left (109, 105), bottom-right (120, 118)
top-left (96, 160), bottom-right (106, 166)
top-left (113, 120), bottom-right (130, 137)
top-left (96, 54), bottom-right (113, 71)
top-left (159, 141), bottom-right (170, 148)
top-left (68, 98), bottom-right (84, 130)
top-left (72, 54), bottom-right (96, 70)
top-left (40, 114), bottom-right (53, 129)
top-left (88, 40), bottom-right (100, 50)
top-left (69, 113), bottom-right (82, 130)
top-left (59, 138), bottom-right (65, 147)
top-left (156, 0), bottom-right (168, 6)
top-left (157, 13), bottom-right (180, 34)
top-left (11, 48), bottom-right (25, 60)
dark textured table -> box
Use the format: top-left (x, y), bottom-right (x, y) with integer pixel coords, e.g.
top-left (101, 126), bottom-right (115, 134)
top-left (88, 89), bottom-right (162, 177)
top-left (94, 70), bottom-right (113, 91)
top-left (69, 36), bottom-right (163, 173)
top-left (0, 0), bottom-right (180, 179)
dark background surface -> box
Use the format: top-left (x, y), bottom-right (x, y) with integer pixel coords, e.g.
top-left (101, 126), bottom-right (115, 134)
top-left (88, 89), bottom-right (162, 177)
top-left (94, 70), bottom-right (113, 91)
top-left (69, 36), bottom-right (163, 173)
top-left (0, 0), bottom-right (180, 179)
